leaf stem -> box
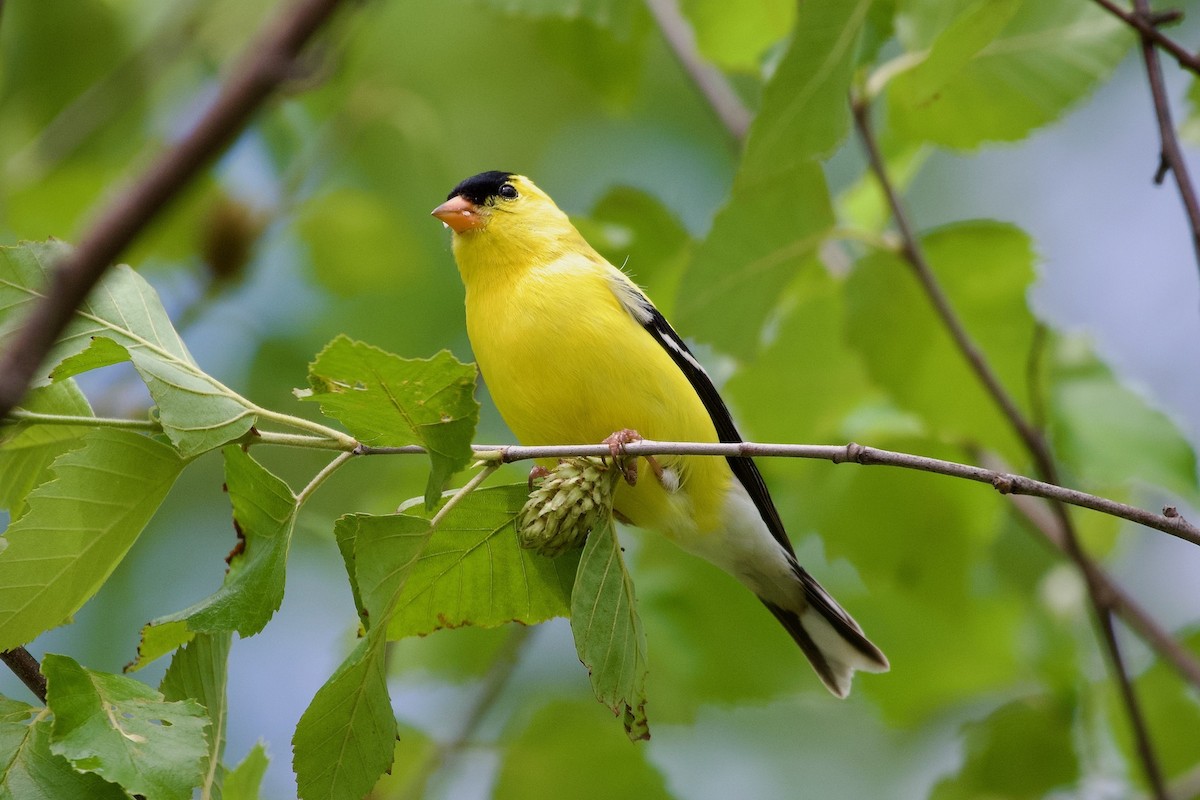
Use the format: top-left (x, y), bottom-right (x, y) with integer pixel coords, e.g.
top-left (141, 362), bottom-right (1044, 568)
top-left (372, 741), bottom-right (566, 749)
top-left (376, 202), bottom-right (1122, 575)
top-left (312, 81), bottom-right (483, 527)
top-left (5, 409), bottom-right (161, 430)
top-left (429, 464), bottom-right (500, 530)
top-left (295, 450), bottom-right (355, 507)
top-left (249, 405), bottom-right (358, 448)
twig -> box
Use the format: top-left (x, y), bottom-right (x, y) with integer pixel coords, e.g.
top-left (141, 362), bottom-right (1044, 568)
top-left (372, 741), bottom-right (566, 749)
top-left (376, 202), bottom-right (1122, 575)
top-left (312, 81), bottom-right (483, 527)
top-left (1090, 0), bottom-right (1200, 75)
top-left (0, 0), bottom-right (349, 422)
top-left (295, 450), bottom-right (354, 507)
top-left (852, 96), bottom-right (1169, 798)
top-left (1129, 0), bottom-right (1200, 279)
top-left (1, 647), bottom-right (47, 703)
top-left (642, 0), bottom-right (750, 143)
top-left (428, 464), bottom-right (500, 529)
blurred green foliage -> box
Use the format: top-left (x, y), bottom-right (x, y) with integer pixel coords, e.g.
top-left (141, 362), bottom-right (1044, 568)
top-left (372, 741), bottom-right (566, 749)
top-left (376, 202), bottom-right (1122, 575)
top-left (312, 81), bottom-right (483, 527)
top-left (2, 0), bottom-right (1199, 799)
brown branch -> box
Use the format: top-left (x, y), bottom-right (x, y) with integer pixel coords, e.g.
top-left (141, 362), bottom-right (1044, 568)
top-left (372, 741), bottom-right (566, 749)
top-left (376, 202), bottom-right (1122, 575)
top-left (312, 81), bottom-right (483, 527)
top-left (1090, 0), bottom-right (1200, 74)
top-left (643, 0), bottom-right (750, 144)
top-left (1, 647), bottom-right (47, 704)
top-left (852, 96), bottom-right (1170, 798)
top-left (1130, 0), bottom-right (1200, 277)
top-left (0, 0), bottom-right (349, 421)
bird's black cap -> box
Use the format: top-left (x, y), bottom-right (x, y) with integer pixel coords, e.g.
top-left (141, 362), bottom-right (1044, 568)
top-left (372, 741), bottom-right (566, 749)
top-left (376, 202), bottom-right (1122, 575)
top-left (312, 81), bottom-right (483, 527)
top-left (448, 171), bottom-right (515, 205)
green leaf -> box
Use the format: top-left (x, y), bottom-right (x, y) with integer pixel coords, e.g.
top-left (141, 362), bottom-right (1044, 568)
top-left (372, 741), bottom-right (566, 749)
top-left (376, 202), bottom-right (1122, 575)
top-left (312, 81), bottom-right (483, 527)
top-left (223, 742), bottom-right (269, 800)
top-left (930, 694), bottom-right (1078, 800)
top-left (44, 653), bottom-right (209, 800)
top-left (132, 448), bottom-right (297, 667)
top-left (740, 0), bottom-right (873, 179)
top-left (0, 429), bottom-right (184, 652)
top-left (679, 0), bottom-right (794, 71)
top-left (0, 240), bottom-right (257, 455)
top-left (339, 485), bottom-right (578, 640)
top-left (1050, 348), bottom-right (1199, 500)
top-left (675, 163), bottom-right (832, 356)
top-left (302, 335), bottom-right (479, 508)
top-left (292, 638), bottom-right (395, 800)
top-left (160, 633), bottom-right (233, 800)
top-left (463, 0), bottom-right (638, 32)
top-left (674, 0), bottom-right (871, 355)
top-left (886, 0), bottom-right (1129, 148)
top-left (570, 518), bottom-right (649, 741)
top-left (0, 707), bottom-right (128, 800)
top-left (493, 699), bottom-right (671, 800)
top-left (845, 221), bottom-right (1037, 464)
top-left (0, 379), bottom-right (93, 517)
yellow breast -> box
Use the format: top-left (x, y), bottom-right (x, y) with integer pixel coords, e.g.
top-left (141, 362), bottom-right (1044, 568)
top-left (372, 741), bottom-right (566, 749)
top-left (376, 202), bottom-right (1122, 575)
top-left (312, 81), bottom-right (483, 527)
top-left (464, 254), bottom-right (730, 537)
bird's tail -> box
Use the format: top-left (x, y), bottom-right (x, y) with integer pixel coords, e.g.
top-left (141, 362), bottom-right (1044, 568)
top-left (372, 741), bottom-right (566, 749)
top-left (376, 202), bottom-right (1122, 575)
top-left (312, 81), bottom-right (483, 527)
top-left (761, 564), bottom-right (889, 698)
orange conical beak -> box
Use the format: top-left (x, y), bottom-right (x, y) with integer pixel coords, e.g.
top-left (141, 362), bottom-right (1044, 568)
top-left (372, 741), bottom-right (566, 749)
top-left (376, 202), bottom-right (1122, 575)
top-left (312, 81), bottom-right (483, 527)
top-left (431, 195), bottom-right (484, 233)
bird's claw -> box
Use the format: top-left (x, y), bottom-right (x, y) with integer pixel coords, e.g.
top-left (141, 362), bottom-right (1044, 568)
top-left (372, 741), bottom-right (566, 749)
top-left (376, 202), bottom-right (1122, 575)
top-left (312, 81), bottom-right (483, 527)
top-left (527, 464), bottom-right (551, 490)
top-left (603, 428), bottom-right (642, 486)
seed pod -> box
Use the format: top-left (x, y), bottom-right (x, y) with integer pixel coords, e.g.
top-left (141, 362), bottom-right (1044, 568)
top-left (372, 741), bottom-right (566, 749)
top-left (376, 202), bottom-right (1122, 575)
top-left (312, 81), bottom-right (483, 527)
top-left (517, 456), bottom-right (619, 557)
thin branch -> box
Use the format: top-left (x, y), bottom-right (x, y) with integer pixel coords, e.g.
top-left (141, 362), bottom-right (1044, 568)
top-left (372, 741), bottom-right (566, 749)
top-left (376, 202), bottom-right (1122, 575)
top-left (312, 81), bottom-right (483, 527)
top-left (1090, 0), bottom-right (1200, 75)
top-left (295, 450), bottom-right (354, 507)
top-left (1, 647), bottom-right (47, 703)
top-left (0, 0), bottom-right (349, 422)
top-left (642, 0), bottom-right (750, 143)
top-left (1129, 0), bottom-right (1200, 276)
top-left (852, 96), bottom-right (1169, 797)
top-left (428, 464), bottom-right (500, 529)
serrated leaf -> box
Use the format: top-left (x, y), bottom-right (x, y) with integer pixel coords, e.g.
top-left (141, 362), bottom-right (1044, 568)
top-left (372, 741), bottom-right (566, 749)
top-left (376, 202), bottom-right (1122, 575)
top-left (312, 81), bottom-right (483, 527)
top-left (224, 742), bottom-right (269, 800)
top-left (302, 335), bottom-right (479, 508)
top-left (339, 485), bottom-right (579, 640)
top-left (0, 379), bottom-right (93, 518)
top-left (0, 240), bottom-right (257, 455)
top-left (0, 429), bottom-right (183, 651)
top-left (570, 518), bottom-right (649, 741)
top-left (292, 638), bottom-right (394, 800)
top-left (160, 633), bottom-right (233, 800)
top-left (887, 0), bottom-right (1129, 149)
top-left (132, 448), bottom-right (297, 668)
top-left (0, 711), bottom-right (128, 800)
top-left (44, 653), bottom-right (209, 800)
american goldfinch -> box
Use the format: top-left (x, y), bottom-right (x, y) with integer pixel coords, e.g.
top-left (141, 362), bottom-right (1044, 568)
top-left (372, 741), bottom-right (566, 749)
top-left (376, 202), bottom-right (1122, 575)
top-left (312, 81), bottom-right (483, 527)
top-left (432, 171), bottom-right (888, 696)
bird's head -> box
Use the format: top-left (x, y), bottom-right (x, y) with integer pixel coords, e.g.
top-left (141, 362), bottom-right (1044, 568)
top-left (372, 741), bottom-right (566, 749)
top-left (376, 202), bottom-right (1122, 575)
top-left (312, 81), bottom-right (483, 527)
top-left (432, 171), bottom-right (590, 282)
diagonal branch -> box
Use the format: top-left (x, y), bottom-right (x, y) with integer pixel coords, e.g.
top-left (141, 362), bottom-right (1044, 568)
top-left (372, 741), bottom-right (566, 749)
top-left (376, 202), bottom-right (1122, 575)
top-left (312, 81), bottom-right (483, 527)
top-left (0, 0), bottom-right (349, 421)
top-left (1132, 0), bottom-right (1200, 276)
top-left (1090, 0), bottom-right (1200, 75)
top-left (642, 0), bottom-right (750, 144)
top-left (852, 95), bottom-right (1169, 798)
top-left (1, 647), bottom-right (47, 703)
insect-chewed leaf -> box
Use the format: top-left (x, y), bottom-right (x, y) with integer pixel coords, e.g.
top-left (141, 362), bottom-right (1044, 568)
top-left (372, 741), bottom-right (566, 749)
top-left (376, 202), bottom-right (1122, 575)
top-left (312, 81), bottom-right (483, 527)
top-left (0, 429), bottom-right (184, 652)
top-left (0, 240), bottom-right (257, 456)
top-left (570, 518), bottom-right (649, 741)
top-left (0, 701), bottom-right (128, 799)
top-left (300, 334), bottom-right (479, 508)
top-left (43, 654), bottom-right (209, 800)
top-left (131, 448), bottom-right (297, 668)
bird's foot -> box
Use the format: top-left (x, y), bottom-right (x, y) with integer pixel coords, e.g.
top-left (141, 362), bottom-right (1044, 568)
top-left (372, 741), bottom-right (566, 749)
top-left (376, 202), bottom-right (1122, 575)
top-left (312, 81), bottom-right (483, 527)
top-left (609, 424), bottom-right (667, 489)
top-left (527, 464), bottom-right (551, 491)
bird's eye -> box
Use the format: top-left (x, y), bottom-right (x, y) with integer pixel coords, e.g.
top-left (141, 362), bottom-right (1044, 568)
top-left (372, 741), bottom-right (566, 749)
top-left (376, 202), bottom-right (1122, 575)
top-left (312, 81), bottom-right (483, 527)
top-left (498, 184), bottom-right (518, 200)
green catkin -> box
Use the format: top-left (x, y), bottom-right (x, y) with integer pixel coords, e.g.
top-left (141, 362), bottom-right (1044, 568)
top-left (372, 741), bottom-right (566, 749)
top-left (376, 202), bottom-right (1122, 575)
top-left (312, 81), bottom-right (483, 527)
top-left (517, 456), bottom-right (620, 557)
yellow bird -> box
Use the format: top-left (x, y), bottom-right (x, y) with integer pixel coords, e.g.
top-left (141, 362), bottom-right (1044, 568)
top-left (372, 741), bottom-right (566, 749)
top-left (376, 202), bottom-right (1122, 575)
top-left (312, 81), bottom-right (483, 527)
top-left (432, 171), bottom-right (888, 696)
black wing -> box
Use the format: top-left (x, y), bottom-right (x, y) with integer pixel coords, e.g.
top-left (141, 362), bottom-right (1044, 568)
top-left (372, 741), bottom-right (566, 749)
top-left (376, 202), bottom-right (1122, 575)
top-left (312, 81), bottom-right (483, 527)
top-left (638, 303), bottom-right (797, 559)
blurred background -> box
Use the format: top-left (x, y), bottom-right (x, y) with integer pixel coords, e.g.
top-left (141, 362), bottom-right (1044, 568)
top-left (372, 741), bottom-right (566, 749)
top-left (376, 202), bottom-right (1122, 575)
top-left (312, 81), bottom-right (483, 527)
top-left (2, 1), bottom-right (1199, 798)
